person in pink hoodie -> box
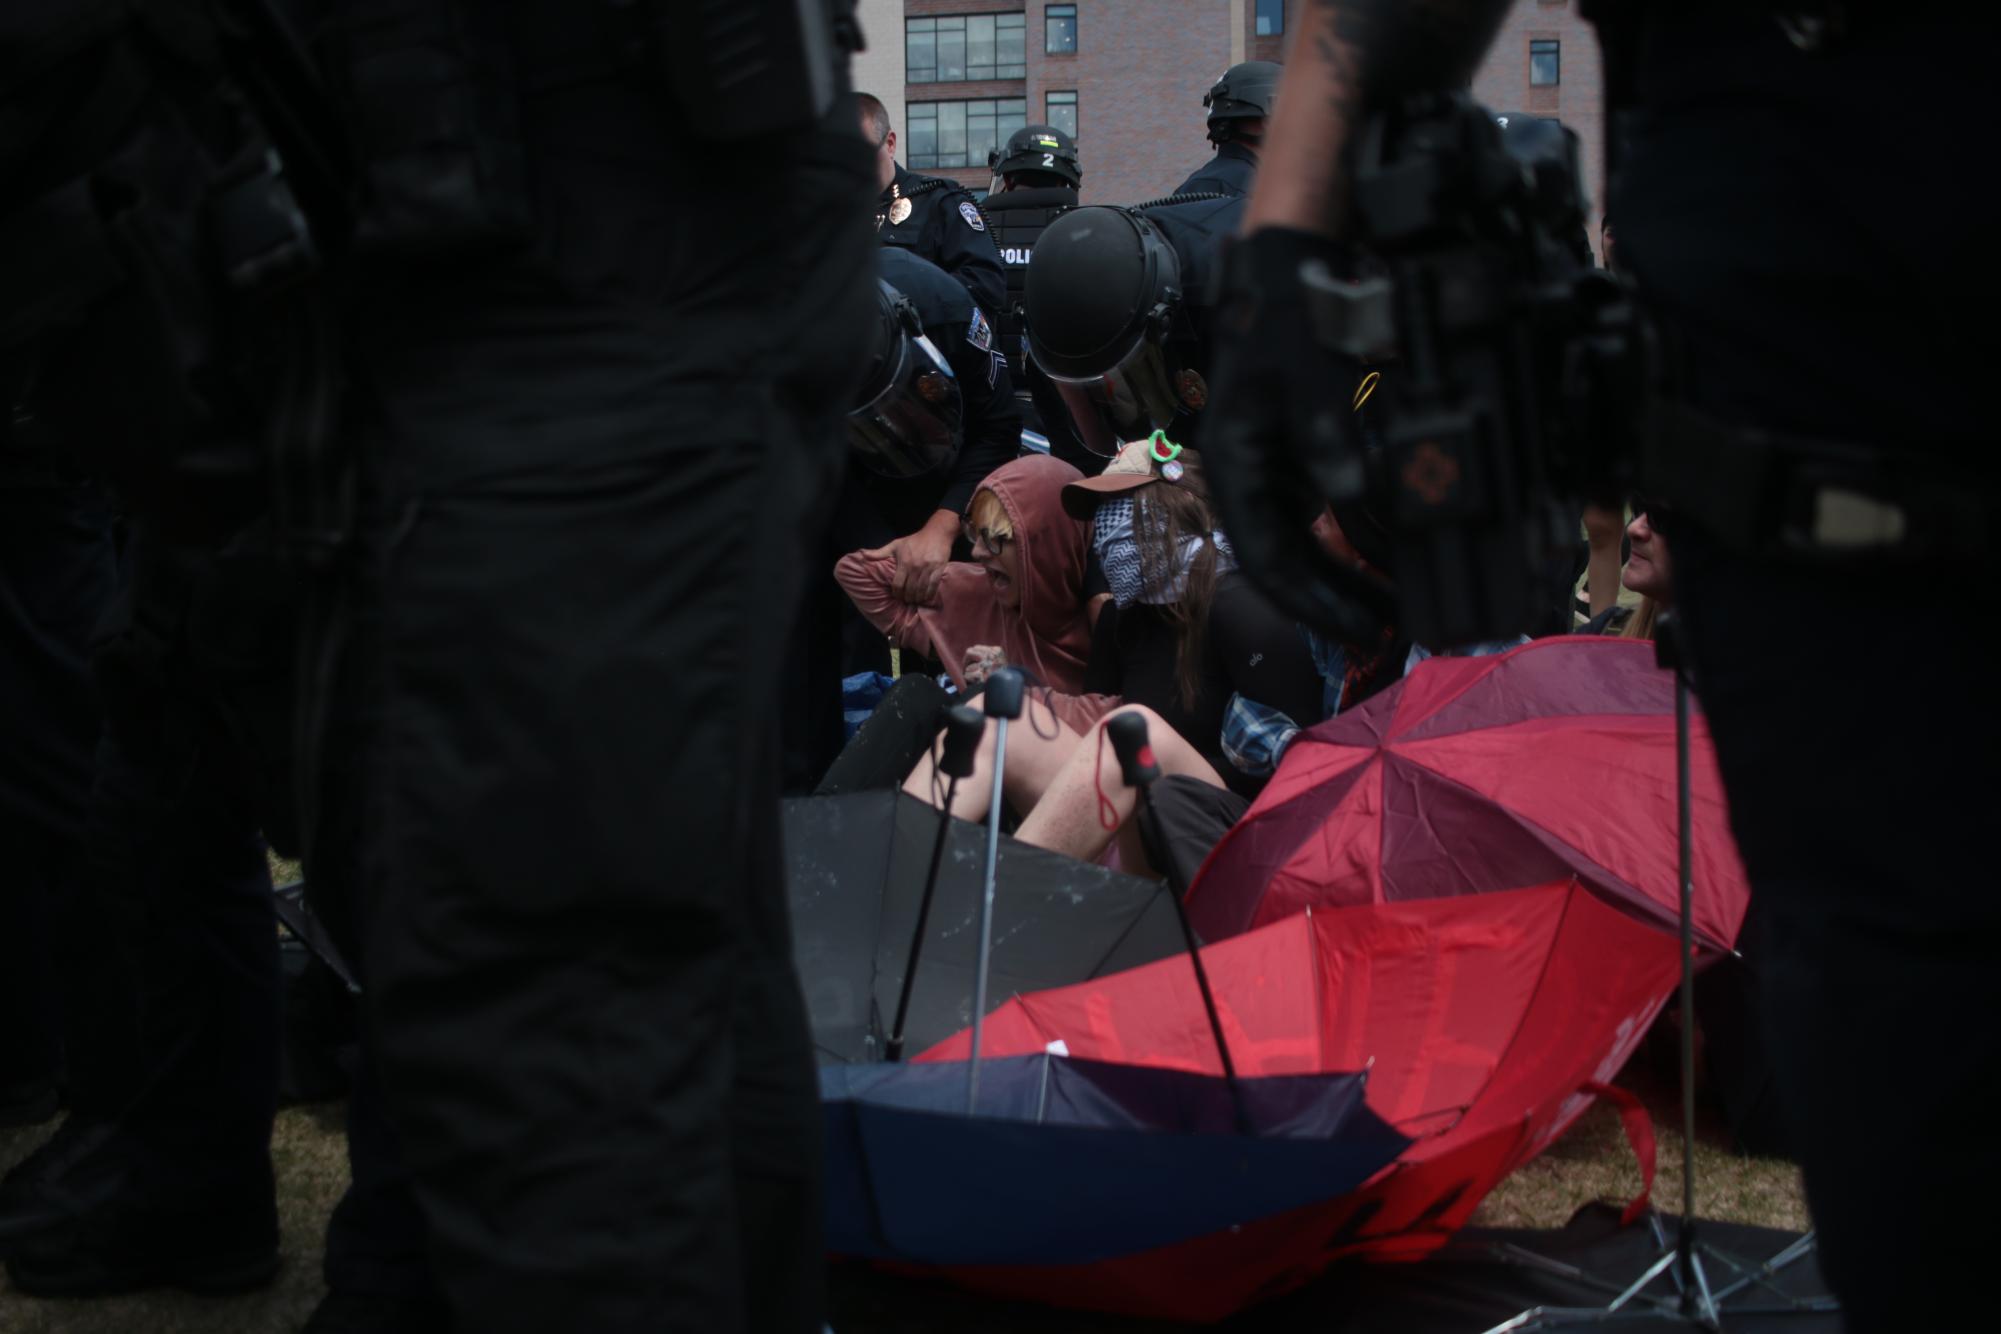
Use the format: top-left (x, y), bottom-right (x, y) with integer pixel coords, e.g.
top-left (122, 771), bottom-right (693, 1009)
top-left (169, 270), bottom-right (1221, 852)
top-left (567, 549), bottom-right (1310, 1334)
top-left (834, 454), bottom-right (1116, 734)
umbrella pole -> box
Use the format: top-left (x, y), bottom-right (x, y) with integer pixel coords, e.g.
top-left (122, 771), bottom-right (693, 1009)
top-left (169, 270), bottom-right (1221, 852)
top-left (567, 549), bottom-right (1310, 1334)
top-left (1106, 713), bottom-right (1250, 1134)
top-left (1671, 654), bottom-right (1715, 1321)
top-left (887, 705), bottom-right (988, 1063)
top-left (968, 669), bottom-right (1026, 1113)
top-left (1479, 619), bottom-right (1833, 1331)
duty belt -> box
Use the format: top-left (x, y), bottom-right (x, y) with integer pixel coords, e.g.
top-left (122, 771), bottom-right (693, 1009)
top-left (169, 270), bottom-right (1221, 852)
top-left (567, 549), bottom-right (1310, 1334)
top-left (1645, 397), bottom-right (1993, 560)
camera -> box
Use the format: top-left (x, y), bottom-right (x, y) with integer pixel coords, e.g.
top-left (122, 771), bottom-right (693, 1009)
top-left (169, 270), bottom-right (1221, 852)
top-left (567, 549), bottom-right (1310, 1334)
top-left (1307, 92), bottom-right (1654, 647)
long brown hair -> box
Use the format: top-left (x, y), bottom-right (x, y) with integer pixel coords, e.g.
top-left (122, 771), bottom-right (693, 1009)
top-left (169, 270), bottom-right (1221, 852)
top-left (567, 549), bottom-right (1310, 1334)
top-left (1129, 449), bottom-right (1221, 711)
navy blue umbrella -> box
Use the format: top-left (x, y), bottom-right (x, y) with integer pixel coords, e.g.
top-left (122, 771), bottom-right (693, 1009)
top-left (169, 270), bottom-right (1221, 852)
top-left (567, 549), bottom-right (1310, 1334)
top-left (821, 1052), bottom-right (1410, 1268)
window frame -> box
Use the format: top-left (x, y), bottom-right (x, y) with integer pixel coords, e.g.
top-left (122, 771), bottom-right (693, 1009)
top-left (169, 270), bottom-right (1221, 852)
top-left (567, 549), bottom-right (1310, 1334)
top-left (1045, 4), bottom-right (1078, 56)
top-left (908, 12), bottom-right (1026, 84)
top-left (905, 97), bottom-right (1030, 170)
top-left (1529, 38), bottom-right (1561, 87)
top-left (1044, 89), bottom-right (1078, 141)
top-left (1255, 0), bottom-right (1285, 38)
top-left (906, 17), bottom-right (937, 84)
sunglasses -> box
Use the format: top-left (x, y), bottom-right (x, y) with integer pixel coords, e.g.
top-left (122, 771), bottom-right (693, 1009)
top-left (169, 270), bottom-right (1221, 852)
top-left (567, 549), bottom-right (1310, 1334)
top-left (962, 522), bottom-right (1014, 555)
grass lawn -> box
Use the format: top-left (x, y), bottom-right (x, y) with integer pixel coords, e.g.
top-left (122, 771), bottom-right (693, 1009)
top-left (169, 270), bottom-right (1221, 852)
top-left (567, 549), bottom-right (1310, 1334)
top-left (0, 1048), bottom-right (1805, 1334)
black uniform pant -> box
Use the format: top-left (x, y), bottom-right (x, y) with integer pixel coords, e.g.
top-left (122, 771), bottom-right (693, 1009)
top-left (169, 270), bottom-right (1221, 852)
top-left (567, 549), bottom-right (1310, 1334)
top-left (349, 404), bottom-right (837, 1332)
top-left (1676, 533), bottom-right (1999, 1332)
top-left (782, 469), bottom-right (943, 793)
top-left (0, 479), bottom-right (117, 1106)
top-left (87, 530), bottom-right (283, 1204)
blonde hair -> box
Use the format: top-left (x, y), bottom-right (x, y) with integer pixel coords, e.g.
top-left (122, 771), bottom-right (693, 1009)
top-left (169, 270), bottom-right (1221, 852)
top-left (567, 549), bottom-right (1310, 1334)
top-left (1620, 596), bottom-right (1661, 642)
top-left (966, 488), bottom-right (1012, 540)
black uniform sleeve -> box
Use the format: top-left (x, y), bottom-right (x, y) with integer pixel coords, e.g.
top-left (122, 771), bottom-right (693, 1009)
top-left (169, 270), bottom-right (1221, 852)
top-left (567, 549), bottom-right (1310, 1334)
top-left (1082, 600), bottom-right (1123, 697)
top-left (1209, 575), bottom-right (1327, 728)
top-left (932, 316), bottom-right (1021, 517)
top-left (929, 188), bottom-right (1008, 318)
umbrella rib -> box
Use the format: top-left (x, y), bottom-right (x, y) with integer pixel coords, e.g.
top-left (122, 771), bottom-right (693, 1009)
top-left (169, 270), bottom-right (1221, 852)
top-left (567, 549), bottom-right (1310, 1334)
top-left (1376, 740), bottom-right (1730, 952)
top-left (870, 798), bottom-right (915, 1055)
top-left (1081, 887), bottom-right (1166, 980)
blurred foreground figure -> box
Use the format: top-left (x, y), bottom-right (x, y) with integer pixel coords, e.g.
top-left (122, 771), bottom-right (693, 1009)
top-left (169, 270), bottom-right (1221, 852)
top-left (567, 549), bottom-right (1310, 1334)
top-left (300, 3), bottom-right (877, 1330)
top-left (1206, 6), bottom-right (1994, 1330)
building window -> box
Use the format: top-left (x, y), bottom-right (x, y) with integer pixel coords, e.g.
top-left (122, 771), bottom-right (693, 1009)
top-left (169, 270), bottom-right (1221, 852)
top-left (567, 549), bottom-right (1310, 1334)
top-left (907, 99), bottom-right (1028, 170)
top-left (1255, 0), bottom-right (1285, 37)
top-left (1045, 90), bottom-right (1077, 140)
top-left (1530, 39), bottom-right (1560, 87)
top-left (1046, 4), bottom-right (1077, 55)
top-left (907, 13), bottom-right (1027, 84)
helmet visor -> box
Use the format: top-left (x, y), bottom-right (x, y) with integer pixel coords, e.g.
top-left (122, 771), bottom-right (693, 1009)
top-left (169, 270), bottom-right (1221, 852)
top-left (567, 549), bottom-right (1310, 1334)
top-left (848, 333), bottom-right (963, 478)
top-left (1041, 335), bottom-right (1182, 458)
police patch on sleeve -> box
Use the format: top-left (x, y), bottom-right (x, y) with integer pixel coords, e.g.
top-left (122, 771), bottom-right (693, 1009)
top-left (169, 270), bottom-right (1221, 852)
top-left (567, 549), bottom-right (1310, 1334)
top-left (958, 200), bottom-right (987, 232)
top-left (966, 307), bottom-right (995, 353)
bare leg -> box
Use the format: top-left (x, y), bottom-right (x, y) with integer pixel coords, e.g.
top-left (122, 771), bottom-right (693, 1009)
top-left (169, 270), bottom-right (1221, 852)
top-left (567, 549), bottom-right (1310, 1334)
top-left (1014, 705), bottom-right (1228, 865)
top-left (901, 706), bottom-right (1085, 824)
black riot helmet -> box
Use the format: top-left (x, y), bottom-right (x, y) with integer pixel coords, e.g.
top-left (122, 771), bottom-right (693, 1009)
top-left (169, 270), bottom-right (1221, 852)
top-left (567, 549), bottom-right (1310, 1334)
top-left (1024, 206), bottom-right (1195, 457)
top-left (1203, 60), bottom-right (1280, 142)
top-left (847, 279), bottom-right (963, 478)
top-left (988, 124), bottom-right (1081, 190)
top-left (1494, 111), bottom-right (1594, 267)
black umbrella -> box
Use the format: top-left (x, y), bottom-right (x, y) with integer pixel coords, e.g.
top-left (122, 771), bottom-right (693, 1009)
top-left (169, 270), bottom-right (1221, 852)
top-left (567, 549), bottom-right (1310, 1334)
top-left (784, 790), bottom-right (1186, 1064)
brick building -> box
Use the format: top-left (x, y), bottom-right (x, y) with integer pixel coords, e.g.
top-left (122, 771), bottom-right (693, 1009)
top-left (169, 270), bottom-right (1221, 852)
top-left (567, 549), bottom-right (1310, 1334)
top-left (854, 0), bottom-right (1606, 256)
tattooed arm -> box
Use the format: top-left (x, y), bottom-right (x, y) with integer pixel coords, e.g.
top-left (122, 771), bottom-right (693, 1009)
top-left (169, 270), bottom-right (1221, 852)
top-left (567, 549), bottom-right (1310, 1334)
top-left (1245, 0), bottom-right (1513, 236)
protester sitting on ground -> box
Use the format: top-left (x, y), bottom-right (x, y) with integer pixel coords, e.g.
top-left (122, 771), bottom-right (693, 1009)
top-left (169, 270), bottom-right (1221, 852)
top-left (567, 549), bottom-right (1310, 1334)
top-left (1583, 501), bottom-right (1670, 640)
top-left (902, 438), bottom-right (1323, 872)
top-left (835, 454), bottom-right (1106, 716)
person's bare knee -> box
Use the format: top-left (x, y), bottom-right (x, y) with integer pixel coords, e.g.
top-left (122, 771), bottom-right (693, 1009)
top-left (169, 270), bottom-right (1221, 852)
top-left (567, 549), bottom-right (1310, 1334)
top-left (1109, 704), bottom-right (1224, 788)
top-left (903, 716), bottom-right (999, 821)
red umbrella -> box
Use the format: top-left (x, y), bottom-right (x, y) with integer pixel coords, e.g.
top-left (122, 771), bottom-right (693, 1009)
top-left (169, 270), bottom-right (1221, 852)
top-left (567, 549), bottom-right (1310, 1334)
top-left (916, 880), bottom-right (1683, 1319)
top-left (1186, 636), bottom-right (1750, 952)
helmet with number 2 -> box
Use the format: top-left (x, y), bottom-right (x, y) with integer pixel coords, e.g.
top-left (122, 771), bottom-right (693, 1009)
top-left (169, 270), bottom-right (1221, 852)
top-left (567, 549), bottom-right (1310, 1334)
top-left (988, 124), bottom-right (1082, 189)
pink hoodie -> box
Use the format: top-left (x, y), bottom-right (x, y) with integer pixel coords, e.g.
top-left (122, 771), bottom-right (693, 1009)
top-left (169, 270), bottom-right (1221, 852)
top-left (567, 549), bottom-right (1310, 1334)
top-left (835, 455), bottom-right (1118, 733)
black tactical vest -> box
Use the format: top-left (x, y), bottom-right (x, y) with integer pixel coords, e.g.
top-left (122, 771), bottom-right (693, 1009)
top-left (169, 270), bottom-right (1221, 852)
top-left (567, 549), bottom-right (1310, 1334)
top-left (980, 185), bottom-right (1077, 380)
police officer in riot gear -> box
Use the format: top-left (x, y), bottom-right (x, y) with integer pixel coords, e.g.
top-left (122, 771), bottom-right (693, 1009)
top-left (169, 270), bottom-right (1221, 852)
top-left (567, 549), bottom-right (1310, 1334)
top-left (1205, 6), bottom-right (1993, 1328)
top-left (861, 247), bottom-right (1021, 566)
top-left (980, 124), bottom-right (1082, 436)
top-left (1025, 196), bottom-right (1245, 464)
top-left (861, 92), bottom-right (1008, 317)
top-left (785, 246), bottom-right (1020, 790)
top-left (0, 0), bottom-right (330, 1300)
top-left (1171, 59), bottom-right (1280, 198)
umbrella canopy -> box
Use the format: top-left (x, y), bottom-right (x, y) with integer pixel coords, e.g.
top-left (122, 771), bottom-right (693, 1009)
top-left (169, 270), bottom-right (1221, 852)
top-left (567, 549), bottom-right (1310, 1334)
top-left (822, 1053), bottom-right (1410, 1268)
top-left (1185, 637), bottom-right (1750, 952)
top-left (785, 791), bottom-right (1186, 1063)
top-left (910, 880), bottom-right (1685, 1318)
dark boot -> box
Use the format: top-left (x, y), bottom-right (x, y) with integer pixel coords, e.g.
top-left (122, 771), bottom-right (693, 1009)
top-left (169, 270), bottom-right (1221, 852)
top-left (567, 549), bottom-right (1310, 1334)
top-left (301, 1291), bottom-right (453, 1334)
top-left (0, 1075), bottom-right (60, 1128)
top-left (3, 1158), bottom-right (277, 1296)
top-left (0, 1119), bottom-right (128, 1258)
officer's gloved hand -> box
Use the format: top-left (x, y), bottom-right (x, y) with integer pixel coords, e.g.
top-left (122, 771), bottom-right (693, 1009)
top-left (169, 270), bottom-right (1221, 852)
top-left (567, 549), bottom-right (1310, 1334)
top-left (1205, 227), bottom-right (1395, 644)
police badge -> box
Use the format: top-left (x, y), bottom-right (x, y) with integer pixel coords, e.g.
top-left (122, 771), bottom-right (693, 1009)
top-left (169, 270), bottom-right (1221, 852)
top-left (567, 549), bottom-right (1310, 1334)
top-left (888, 185), bottom-right (913, 226)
